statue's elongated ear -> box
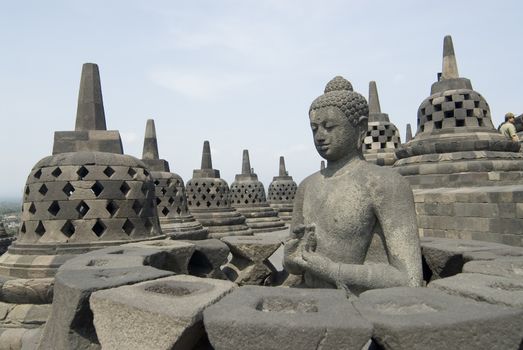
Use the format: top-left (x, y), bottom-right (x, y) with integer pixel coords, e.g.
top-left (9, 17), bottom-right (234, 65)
top-left (357, 116), bottom-right (368, 150)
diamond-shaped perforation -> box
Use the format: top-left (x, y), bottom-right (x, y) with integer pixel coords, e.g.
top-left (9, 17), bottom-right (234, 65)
top-left (76, 201), bottom-right (90, 217)
top-left (61, 221), bottom-right (75, 238)
top-left (120, 182), bottom-right (131, 196)
top-left (103, 166), bottom-right (115, 178)
top-left (38, 184), bottom-right (48, 196)
top-left (34, 169), bottom-right (42, 179)
top-left (106, 201), bottom-right (119, 217)
top-left (161, 207), bottom-right (170, 216)
top-left (28, 202), bottom-right (36, 214)
top-left (132, 200), bottom-right (143, 215)
top-left (77, 166), bottom-right (89, 178)
top-left (127, 167), bottom-right (137, 179)
top-left (122, 219), bottom-right (134, 235)
top-left (91, 181), bottom-right (104, 197)
top-left (35, 221), bottom-right (46, 236)
top-left (51, 167), bottom-right (62, 178)
top-left (48, 201), bottom-right (60, 216)
top-left (20, 222), bottom-right (26, 234)
top-left (63, 182), bottom-right (75, 197)
top-left (92, 220), bottom-right (106, 237)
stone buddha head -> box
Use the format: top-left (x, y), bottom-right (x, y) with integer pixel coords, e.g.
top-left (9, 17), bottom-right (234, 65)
top-left (309, 76), bottom-right (369, 162)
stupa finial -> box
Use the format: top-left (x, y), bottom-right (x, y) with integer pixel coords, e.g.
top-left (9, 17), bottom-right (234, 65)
top-left (406, 123), bottom-right (413, 142)
top-left (279, 156), bottom-right (287, 176)
top-left (201, 141), bottom-right (213, 170)
top-left (75, 63), bottom-right (107, 131)
top-left (242, 150), bottom-right (252, 175)
top-left (368, 81), bottom-right (381, 115)
top-left (442, 35), bottom-right (459, 80)
top-left (142, 119), bottom-right (160, 160)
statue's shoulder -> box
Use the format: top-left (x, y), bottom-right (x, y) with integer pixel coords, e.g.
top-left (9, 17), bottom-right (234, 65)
top-left (298, 170), bottom-right (321, 188)
top-left (360, 161), bottom-right (409, 191)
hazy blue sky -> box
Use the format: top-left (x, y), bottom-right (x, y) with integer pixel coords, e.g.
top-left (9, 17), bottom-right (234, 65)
top-left (1, 1), bottom-right (522, 199)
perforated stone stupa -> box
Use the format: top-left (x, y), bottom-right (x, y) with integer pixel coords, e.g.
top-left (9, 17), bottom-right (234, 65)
top-left (185, 141), bottom-right (252, 238)
top-left (229, 150), bottom-right (286, 233)
top-left (394, 36), bottom-right (523, 246)
top-left (0, 222), bottom-right (15, 256)
top-left (141, 119), bottom-right (208, 240)
top-left (363, 81), bottom-right (401, 166)
top-left (0, 63), bottom-right (163, 278)
top-left (267, 156), bottom-right (297, 222)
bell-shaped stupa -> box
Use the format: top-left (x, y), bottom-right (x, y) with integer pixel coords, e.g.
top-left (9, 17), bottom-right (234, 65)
top-left (394, 36), bottom-right (523, 246)
top-left (0, 63), bottom-right (163, 278)
top-left (267, 156), bottom-right (297, 222)
top-left (141, 119), bottom-right (208, 240)
top-left (185, 141), bottom-right (252, 238)
top-left (0, 222), bottom-right (15, 256)
top-left (362, 81), bottom-right (401, 166)
top-left (229, 150), bottom-right (286, 233)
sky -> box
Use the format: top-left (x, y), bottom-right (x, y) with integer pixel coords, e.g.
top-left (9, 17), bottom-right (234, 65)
top-left (1, 1), bottom-right (522, 199)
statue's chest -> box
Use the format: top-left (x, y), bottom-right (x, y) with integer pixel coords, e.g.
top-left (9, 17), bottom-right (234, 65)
top-left (302, 178), bottom-right (375, 236)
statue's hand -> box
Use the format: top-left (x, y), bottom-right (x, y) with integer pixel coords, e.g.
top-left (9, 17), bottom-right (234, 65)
top-left (301, 250), bottom-right (336, 284)
top-left (292, 223), bottom-right (316, 239)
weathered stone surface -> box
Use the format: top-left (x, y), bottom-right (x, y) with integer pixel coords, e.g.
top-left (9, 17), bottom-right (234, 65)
top-left (353, 286), bottom-right (523, 350)
top-left (462, 245), bottom-right (523, 261)
top-left (0, 327), bottom-right (42, 350)
top-left (185, 239), bottom-right (229, 279)
top-left (429, 272), bottom-right (523, 307)
top-left (90, 275), bottom-right (236, 350)
top-left (222, 235), bottom-right (281, 285)
top-left (421, 237), bottom-right (508, 281)
top-left (0, 278), bottom-right (54, 304)
top-left (36, 244), bottom-right (176, 350)
top-left (462, 258), bottom-right (523, 280)
top-left (204, 286), bottom-right (372, 350)
top-left (122, 240), bottom-right (196, 274)
top-left (4, 304), bottom-right (50, 328)
top-left (284, 76), bottom-right (422, 294)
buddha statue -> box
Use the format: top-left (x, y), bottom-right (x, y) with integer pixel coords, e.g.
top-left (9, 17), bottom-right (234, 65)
top-left (283, 76), bottom-right (422, 295)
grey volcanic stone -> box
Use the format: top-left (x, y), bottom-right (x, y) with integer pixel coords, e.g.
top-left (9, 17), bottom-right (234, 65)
top-left (267, 157), bottom-right (297, 222)
top-left (462, 258), bottom-right (523, 280)
top-left (36, 245), bottom-right (175, 350)
top-left (204, 286), bottom-right (372, 350)
top-left (222, 235), bottom-right (281, 285)
top-left (122, 240), bottom-right (196, 274)
top-left (90, 275), bottom-right (236, 350)
top-left (284, 76), bottom-right (422, 293)
top-left (429, 272), bottom-right (523, 307)
top-left (421, 237), bottom-right (508, 281)
top-left (353, 286), bottom-right (523, 350)
top-left (185, 239), bottom-right (229, 279)
top-left (0, 278), bottom-right (54, 304)
top-left (463, 245), bottom-right (523, 261)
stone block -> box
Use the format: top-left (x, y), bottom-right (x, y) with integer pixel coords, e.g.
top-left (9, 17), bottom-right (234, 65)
top-left (90, 275), bottom-right (236, 350)
top-left (184, 239), bottom-right (229, 279)
top-left (462, 246), bottom-right (523, 261)
top-left (421, 237), bottom-right (507, 281)
top-left (353, 287), bottom-right (523, 350)
top-left (462, 258), bottom-right (523, 280)
top-left (203, 286), bottom-right (372, 350)
top-left (222, 236), bottom-right (281, 285)
top-left (122, 240), bottom-right (195, 274)
top-left (36, 248), bottom-right (173, 350)
top-left (429, 273), bottom-right (523, 308)
top-left (0, 278), bottom-right (54, 304)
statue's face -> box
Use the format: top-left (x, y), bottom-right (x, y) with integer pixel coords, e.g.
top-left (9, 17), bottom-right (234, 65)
top-left (309, 106), bottom-right (359, 161)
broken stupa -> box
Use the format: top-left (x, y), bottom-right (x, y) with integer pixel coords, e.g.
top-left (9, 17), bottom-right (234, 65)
top-left (394, 35), bottom-right (523, 246)
top-left (185, 141), bottom-right (252, 238)
top-left (141, 119), bottom-right (208, 240)
top-left (229, 150), bottom-right (286, 233)
top-left (0, 63), bottom-right (163, 278)
top-left (267, 156), bottom-right (297, 222)
top-left (362, 81), bottom-right (402, 166)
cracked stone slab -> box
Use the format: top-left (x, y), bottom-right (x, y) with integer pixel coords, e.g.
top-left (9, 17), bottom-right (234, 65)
top-left (0, 278), bottom-right (54, 304)
top-left (90, 275), bottom-right (236, 350)
top-left (184, 239), bottom-right (229, 279)
top-left (353, 287), bottom-right (523, 350)
top-left (203, 286), bottom-right (372, 350)
top-left (428, 272), bottom-right (523, 308)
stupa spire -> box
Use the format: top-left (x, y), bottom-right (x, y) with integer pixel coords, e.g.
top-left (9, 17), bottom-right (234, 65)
top-left (142, 119), bottom-right (160, 160)
top-left (441, 35), bottom-right (459, 80)
top-left (242, 150), bottom-right (252, 175)
top-left (75, 63), bottom-right (107, 131)
top-left (406, 123), bottom-right (413, 142)
top-left (279, 156), bottom-right (287, 176)
top-left (368, 81), bottom-right (381, 115)
top-left (201, 141), bottom-right (213, 170)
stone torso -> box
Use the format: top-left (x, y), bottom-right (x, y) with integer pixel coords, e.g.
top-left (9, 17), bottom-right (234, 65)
top-left (300, 160), bottom-right (378, 265)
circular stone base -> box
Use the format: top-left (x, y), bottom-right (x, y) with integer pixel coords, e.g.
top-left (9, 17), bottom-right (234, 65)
top-left (190, 209), bottom-right (252, 238)
top-left (160, 217), bottom-right (209, 240)
top-left (234, 206), bottom-right (287, 234)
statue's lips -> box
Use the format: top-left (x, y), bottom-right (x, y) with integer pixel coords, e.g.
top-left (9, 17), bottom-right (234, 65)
top-left (316, 144), bottom-right (330, 151)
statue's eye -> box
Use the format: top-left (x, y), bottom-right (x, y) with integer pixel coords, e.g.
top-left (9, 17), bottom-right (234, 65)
top-left (324, 123), bottom-right (336, 130)
top-left (310, 124), bottom-right (318, 132)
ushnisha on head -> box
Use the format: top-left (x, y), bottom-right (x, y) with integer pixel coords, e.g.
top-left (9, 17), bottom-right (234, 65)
top-left (309, 76), bottom-right (369, 161)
